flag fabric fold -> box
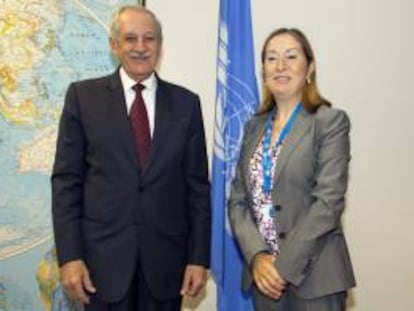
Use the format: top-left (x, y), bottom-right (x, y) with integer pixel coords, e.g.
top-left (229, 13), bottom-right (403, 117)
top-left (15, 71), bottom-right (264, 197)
top-left (211, 0), bottom-right (259, 309)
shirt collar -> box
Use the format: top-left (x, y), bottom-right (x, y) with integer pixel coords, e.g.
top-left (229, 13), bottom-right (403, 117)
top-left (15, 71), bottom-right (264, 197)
top-left (119, 67), bottom-right (157, 92)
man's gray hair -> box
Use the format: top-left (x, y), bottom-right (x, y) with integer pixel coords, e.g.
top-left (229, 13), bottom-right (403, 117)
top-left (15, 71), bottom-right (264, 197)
top-left (109, 5), bottom-right (163, 42)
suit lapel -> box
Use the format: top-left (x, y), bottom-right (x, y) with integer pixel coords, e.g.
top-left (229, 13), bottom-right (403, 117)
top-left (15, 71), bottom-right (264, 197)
top-left (273, 108), bottom-right (311, 183)
top-left (245, 114), bottom-right (269, 163)
top-left (105, 70), bottom-right (139, 170)
top-left (141, 78), bottom-right (171, 178)
top-left (242, 113), bottom-right (268, 180)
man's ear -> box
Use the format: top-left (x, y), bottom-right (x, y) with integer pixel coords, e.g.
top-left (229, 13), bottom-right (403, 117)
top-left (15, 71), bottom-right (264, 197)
top-left (109, 37), bottom-right (118, 55)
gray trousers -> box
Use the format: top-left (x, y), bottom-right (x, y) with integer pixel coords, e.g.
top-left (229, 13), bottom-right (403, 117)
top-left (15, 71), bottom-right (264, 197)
top-left (253, 286), bottom-right (346, 311)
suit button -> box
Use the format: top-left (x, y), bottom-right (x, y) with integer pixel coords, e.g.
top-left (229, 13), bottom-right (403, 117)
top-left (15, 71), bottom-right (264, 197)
top-left (274, 205), bottom-right (282, 211)
top-left (278, 232), bottom-right (286, 239)
top-left (138, 186), bottom-right (144, 192)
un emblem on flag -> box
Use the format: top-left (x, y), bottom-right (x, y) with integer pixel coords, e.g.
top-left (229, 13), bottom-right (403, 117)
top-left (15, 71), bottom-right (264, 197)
top-left (214, 87), bottom-right (256, 164)
top-left (214, 22), bottom-right (257, 168)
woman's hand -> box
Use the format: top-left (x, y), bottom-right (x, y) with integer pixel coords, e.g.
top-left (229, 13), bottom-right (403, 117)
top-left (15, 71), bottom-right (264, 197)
top-left (252, 252), bottom-right (287, 300)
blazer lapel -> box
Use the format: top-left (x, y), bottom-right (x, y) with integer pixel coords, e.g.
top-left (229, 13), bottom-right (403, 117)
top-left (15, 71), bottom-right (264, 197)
top-left (105, 70), bottom-right (139, 170)
top-left (141, 78), bottom-right (171, 178)
top-left (272, 108), bottom-right (311, 183)
top-left (242, 113), bottom-right (268, 180)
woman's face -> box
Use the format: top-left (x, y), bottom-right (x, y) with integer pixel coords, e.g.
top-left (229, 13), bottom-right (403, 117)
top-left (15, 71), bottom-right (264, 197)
top-left (263, 33), bottom-right (314, 105)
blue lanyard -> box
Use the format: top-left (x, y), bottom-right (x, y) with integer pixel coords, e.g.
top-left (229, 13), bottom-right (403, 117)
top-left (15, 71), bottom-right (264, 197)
top-left (262, 103), bottom-right (302, 192)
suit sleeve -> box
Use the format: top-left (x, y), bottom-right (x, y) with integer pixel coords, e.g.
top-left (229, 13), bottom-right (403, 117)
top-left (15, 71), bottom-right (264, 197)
top-left (51, 83), bottom-right (86, 266)
top-left (228, 120), bottom-right (269, 266)
top-left (276, 109), bottom-right (351, 286)
top-left (183, 96), bottom-right (211, 267)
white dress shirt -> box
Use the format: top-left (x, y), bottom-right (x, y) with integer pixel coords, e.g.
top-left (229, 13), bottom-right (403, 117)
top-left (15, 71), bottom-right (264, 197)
top-left (119, 67), bottom-right (157, 137)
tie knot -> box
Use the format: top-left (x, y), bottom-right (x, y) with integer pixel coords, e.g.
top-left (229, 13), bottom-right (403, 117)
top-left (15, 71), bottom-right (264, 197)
top-left (133, 83), bottom-right (145, 93)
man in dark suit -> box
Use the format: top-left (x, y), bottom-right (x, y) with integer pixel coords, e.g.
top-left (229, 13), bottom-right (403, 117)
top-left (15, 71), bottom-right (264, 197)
top-left (51, 6), bottom-right (211, 311)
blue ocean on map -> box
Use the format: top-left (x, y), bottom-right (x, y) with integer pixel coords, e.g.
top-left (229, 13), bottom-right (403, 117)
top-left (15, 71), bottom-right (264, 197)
top-left (0, 1), bottom-right (136, 310)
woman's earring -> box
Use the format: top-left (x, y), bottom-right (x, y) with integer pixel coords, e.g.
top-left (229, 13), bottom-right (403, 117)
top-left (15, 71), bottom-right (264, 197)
top-left (306, 76), bottom-right (311, 85)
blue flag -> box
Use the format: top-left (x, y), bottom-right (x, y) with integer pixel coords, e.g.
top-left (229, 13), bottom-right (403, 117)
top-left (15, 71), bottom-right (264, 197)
top-left (211, 0), bottom-right (259, 310)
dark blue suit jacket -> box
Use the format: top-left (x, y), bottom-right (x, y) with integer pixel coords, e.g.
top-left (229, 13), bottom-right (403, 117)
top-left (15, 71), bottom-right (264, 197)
top-left (51, 70), bottom-right (211, 302)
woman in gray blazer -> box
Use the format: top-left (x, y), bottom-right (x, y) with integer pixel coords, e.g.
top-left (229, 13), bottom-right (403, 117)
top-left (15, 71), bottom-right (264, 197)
top-left (228, 28), bottom-right (356, 311)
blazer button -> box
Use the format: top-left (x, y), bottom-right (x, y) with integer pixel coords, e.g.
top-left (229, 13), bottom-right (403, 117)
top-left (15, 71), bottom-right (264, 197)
top-left (278, 232), bottom-right (286, 239)
top-left (138, 185), bottom-right (144, 193)
top-left (274, 205), bottom-right (282, 211)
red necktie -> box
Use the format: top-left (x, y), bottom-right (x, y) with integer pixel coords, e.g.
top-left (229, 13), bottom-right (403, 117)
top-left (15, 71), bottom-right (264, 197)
top-left (130, 83), bottom-right (151, 168)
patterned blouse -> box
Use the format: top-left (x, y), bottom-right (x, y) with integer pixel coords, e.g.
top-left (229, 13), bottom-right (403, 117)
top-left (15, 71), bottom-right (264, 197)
top-left (248, 139), bottom-right (282, 256)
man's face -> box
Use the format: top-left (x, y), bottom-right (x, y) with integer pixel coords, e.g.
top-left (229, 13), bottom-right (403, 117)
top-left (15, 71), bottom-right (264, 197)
top-left (110, 9), bottom-right (161, 81)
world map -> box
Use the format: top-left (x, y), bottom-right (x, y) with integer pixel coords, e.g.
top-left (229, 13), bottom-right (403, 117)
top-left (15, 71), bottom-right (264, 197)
top-left (0, 0), bottom-right (137, 309)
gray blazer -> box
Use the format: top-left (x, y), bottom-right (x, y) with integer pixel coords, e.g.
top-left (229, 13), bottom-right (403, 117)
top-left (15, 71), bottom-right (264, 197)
top-left (228, 105), bottom-right (356, 299)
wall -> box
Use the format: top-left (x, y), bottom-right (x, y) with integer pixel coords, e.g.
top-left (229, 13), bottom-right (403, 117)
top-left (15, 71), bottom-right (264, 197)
top-left (148, 1), bottom-right (414, 310)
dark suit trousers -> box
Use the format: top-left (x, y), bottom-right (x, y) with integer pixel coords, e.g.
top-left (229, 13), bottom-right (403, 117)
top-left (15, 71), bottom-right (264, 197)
top-left (253, 285), bottom-right (346, 311)
top-left (85, 250), bottom-right (182, 311)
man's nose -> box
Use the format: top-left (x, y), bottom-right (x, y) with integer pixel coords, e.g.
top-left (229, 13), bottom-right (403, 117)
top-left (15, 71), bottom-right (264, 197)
top-left (133, 38), bottom-right (146, 51)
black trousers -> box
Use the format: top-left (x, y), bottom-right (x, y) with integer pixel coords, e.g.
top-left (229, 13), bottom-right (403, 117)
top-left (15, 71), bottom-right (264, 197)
top-left (253, 285), bottom-right (346, 311)
top-left (85, 261), bottom-right (181, 311)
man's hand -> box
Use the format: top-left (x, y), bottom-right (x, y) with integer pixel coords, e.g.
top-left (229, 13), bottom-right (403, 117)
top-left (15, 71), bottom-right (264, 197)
top-left (252, 252), bottom-right (286, 300)
top-left (180, 265), bottom-right (207, 297)
top-left (60, 259), bottom-right (96, 304)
